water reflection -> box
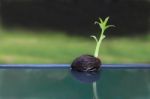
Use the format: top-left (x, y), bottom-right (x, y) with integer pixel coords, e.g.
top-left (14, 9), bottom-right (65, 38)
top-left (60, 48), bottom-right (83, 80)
top-left (99, 69), bottom-right (150, 99)
top-left (0, 69), bottom-right (68, 99)
top-left (0, 68), bottom-right (150, 99)
top-left (70, 70), bottom-right (100, 83)
top-left (71, 70), bottom-right (100, 99)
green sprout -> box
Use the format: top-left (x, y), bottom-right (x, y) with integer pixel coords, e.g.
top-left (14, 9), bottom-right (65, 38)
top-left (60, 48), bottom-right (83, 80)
top-left (91, 17), bottom-right (115, 57)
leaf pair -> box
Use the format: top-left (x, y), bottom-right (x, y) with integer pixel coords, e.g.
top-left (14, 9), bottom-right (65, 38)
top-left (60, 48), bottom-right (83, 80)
top-left (95, 17), bottom-right (115, 31)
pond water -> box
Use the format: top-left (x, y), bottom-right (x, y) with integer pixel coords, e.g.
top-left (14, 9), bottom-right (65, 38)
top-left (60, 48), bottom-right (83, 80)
top-left (0, 64), bottom-right (150, 99)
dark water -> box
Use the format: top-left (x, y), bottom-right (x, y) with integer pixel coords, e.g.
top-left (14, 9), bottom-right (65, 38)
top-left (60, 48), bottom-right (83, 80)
top-left (0, 66), bottom-right (150, 99)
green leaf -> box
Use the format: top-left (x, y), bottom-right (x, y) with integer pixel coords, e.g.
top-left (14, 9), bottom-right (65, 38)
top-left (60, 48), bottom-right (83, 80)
top-left (102, 35), bottom-right (106, 39)
top-left (105, 25), bottom-right (115, 30)
top-left (91, 35), bottom-right (98, 43)
top-left (103, 17), bottom-right (109, 26)
top-left (99, 18), bottom-right (103, 23)
top-left (94, 21), bottom-right (99, 24)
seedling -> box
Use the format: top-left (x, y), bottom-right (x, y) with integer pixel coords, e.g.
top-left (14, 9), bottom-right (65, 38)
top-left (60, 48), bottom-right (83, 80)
top-left (71, 17), bottom-right (114, 72)
top-left (71, 17), bottom-right (114, 99)
top-left (91, 17), bottom-right (115, 57)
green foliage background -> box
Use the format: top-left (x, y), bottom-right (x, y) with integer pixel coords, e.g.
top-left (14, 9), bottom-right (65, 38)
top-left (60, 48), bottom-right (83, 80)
top-left (0, 28), bottom-right (150, 64)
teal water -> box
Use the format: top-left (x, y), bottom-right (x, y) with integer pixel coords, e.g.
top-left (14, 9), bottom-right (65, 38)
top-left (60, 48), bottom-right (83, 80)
top-left (0, 69), bottom-right (150, 99)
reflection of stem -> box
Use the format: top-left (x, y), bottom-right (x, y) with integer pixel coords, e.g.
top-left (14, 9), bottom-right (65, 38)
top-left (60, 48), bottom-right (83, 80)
top-left (93, 82), bottom-right (99, 99)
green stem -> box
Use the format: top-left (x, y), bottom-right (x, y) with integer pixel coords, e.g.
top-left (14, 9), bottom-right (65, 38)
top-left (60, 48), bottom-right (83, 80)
top-left (94, 29), bottom-right (105, 57)
top-left (93, 82), bottom-right (99, 99)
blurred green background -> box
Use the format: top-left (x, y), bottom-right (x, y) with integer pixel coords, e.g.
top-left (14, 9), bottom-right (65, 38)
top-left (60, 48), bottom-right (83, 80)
top-left (0, 0), bottom-right (150, 64)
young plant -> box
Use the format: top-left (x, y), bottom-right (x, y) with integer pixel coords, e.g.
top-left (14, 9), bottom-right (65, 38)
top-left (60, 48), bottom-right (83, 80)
top-left (71, 17), bottom-right (114, 72)
top-left (91, 17), bottom-right (115, 57)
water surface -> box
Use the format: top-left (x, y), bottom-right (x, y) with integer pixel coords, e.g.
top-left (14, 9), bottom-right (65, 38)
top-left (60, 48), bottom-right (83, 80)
top-left (0, 64), bottom-right (150, 99)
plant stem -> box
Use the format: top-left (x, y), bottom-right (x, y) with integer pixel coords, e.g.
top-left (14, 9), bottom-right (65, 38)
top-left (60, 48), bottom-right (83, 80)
top-left (94, 29), bottom-right (105, 57)
top-left (93, 82), bottom-right (99, 99)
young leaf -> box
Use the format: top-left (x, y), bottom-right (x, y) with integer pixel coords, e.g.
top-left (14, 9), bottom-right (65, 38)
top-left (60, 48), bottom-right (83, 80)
top-left (91, 35), bottom-right (98, 43)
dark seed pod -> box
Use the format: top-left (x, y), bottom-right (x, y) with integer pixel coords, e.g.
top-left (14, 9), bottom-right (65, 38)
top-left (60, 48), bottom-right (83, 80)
top-left (71, 55), bottom-right (101, 72)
